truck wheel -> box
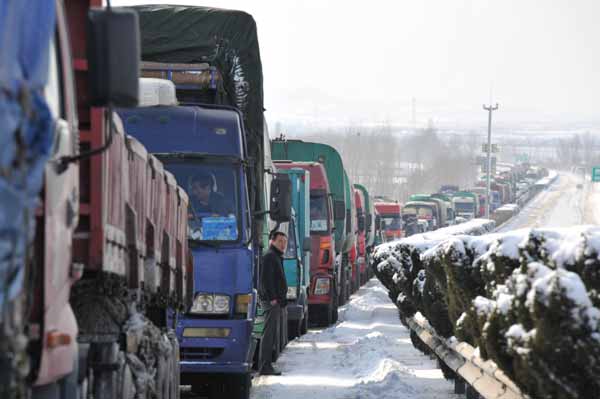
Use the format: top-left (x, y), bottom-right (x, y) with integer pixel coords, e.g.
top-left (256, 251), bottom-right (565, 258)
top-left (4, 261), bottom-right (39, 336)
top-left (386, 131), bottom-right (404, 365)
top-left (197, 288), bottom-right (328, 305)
top-left (301, 312), bottom-right (308, 335)
top-left (326, 304), bottom-right (333, 326)
top-left (338, 278), bottom-right (346, 307)
top-left (226, 373), bottom-right (251, 399)
top-left (288, 319), bottom-right (301, 340)
top-left (331, 295), bottom-right (339, 324)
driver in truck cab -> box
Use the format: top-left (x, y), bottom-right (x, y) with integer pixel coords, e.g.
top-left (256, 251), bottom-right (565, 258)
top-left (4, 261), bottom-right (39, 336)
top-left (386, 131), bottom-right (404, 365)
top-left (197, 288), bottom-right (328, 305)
top-left (188, 172), bottom-right (233, 216)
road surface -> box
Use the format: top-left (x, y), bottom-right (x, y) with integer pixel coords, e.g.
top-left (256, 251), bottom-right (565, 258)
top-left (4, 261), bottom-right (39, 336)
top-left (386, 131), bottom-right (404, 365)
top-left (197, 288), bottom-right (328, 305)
top-left (498, 172), bottom-right (596, 231)
top-left (250, 279), bottom-right (457, 399)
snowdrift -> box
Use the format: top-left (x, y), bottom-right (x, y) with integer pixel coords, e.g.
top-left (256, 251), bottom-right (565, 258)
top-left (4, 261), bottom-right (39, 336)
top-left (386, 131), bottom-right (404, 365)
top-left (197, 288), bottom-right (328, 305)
top-left (372, 224), bottom-right (600, 399)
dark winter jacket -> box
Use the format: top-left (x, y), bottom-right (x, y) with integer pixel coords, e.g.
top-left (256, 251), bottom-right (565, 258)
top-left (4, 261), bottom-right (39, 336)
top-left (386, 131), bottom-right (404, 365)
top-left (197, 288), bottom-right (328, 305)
top-left (260, 245), bottom-right (288, 305)
top-left (191, 191), bottom-right (234, 215)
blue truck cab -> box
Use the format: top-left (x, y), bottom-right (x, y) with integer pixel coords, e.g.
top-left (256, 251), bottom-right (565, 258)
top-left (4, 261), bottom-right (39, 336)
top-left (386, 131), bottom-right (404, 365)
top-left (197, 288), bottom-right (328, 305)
top-left (117, 83), bottom-right (258, 394)
top-left (278, 168), bottom-right (311, 339)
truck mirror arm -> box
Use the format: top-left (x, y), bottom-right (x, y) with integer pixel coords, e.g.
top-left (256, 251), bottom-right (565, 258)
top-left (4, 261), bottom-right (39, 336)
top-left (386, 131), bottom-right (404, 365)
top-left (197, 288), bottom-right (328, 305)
top-left (57, 107), bottom-right (116, 173)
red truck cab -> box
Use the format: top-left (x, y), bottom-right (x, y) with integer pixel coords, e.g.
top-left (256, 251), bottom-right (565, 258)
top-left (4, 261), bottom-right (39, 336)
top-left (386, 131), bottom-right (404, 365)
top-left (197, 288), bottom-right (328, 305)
top-left (353, 188), bottom-right (368, 285)
top-left (374, 201), bottom-right (403, 241)
top-left (274, 161), bottom-right (338, 325)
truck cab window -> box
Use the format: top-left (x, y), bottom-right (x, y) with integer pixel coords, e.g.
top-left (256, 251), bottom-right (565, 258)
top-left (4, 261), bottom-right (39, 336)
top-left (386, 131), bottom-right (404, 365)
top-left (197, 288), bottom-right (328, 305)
top-left (310, 195), bottom-right (329, 232)
top-left (164, 161), bottom-right (241, 242)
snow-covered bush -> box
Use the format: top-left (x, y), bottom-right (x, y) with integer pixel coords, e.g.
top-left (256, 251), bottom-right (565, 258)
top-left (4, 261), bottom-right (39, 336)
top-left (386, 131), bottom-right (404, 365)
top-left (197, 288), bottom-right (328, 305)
top-left (372, 219), bottom-right (495, 334)
top-left (373, 225), bottom-right (600, 399)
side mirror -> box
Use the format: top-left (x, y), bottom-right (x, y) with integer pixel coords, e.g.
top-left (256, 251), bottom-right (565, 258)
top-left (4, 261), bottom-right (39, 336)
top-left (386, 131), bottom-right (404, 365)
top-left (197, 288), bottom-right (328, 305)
top-left (87, 8), bottom-right (140, 107)
top-left (333, 200), bottom-right (345, 220)
top-left (358, 215), bottom-right (366, 231)
top-left (375, 216), bottom-right (382, 230)
top-left (269, 174), bottom-right (292, 222)
top-left (302, 238), bottom-right (312, 252)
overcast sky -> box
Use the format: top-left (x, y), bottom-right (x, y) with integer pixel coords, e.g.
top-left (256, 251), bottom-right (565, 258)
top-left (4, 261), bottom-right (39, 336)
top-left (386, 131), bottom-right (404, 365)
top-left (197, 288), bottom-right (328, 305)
top-left (115, 0), bottom-right (600, 128)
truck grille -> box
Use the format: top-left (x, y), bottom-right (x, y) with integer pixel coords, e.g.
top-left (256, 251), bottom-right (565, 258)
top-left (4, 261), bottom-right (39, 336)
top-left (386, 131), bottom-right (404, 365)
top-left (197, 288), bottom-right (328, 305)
top-left (180, 347), bottom-right (224, 361)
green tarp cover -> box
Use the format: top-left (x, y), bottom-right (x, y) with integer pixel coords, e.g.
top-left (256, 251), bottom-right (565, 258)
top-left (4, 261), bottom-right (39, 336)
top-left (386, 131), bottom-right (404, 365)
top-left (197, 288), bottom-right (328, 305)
top-left (131, 4), bottom-right (264, 211)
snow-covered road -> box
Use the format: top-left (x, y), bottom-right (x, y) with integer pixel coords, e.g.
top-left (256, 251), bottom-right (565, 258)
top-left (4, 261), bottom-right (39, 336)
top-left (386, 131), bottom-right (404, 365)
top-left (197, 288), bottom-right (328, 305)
top-left (251, 279), bottom-right (456, 399)
top-left (498, 172), bottom-right (594, 231)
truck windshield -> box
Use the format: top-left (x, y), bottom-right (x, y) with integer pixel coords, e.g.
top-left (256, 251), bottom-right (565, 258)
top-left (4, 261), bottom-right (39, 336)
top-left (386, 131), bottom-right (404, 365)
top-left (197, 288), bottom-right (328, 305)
top-left (382, 215), bottom-right (402, 230)
top-left (310, 195), bottom-right (329, 233)
top-left (163, 161), bottom-right (241, 242)
top-left (405, 207), bottom-right (433, 219)
top-left (455, 202), bottom-right (474, 212)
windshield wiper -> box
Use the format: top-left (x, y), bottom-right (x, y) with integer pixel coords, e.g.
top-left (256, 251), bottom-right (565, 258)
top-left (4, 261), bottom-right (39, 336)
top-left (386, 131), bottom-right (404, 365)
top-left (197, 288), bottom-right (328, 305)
top-left (188, 239), bottom-right (221, 249)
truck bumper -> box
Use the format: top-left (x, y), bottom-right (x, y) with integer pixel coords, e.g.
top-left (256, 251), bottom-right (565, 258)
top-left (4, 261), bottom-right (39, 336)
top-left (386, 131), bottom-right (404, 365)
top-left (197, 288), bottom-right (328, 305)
top-left (176, 318), bottom-right (254, 374)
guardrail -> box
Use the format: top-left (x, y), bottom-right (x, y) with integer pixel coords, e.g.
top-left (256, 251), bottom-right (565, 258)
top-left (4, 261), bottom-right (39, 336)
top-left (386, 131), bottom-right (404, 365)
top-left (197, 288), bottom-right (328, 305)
top-left (407, 315), bottom-right (528, 399)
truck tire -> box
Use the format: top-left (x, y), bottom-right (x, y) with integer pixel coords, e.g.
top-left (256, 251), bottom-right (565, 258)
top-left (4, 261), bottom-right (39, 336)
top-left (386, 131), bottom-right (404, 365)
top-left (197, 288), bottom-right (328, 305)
top-left (325, 303), bottom-right (333, 326)
top-left (331, 294), bottom-right (339, 324)
top-left (301, 311), bottom-right (308, 335)
top-left (288, 319), bottom-right (301, 340)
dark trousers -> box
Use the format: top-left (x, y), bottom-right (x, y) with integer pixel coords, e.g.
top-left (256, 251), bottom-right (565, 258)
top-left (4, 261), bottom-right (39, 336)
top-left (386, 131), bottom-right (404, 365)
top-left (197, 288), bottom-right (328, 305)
top-left (260, 301), bottom-right (281, 369)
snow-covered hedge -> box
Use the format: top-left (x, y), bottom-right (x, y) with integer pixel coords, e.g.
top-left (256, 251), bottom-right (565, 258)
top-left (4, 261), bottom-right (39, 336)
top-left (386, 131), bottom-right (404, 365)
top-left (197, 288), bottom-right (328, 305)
top-left (372, 225), bottom-right (600, 399)
top-left (372, 219), bottom-right (496, 336)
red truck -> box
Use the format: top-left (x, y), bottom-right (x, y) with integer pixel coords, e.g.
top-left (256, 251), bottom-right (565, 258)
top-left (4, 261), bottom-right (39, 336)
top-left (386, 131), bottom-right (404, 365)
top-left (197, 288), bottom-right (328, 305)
top-left (1, 2), bottom-right (191, 398)
top-left (273, 161), bottom-right (339, 326)
top-left (374, 201), bottom-right (403, 241)
top-left (353, 188), bottom-right (368, 286)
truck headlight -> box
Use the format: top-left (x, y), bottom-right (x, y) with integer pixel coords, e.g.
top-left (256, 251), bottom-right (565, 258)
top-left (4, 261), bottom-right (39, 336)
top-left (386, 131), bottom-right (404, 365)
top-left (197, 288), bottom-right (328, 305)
top-left (314, 278), bottom-right (330, 295)
top-left (190, 294), bottom-right (230, 314)
top-left (287, 287), bottom-right (298, 300)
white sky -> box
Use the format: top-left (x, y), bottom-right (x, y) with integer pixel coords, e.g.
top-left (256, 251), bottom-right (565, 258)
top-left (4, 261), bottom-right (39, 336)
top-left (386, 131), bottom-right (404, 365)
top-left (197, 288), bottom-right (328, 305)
top-left (115, 0), bottom-right (600, 128)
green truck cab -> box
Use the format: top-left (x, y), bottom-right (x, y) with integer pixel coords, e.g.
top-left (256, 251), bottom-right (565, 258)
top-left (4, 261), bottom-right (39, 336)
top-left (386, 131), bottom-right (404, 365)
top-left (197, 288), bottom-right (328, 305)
top-left (277, 167), bottom-right (312, 339)
top-left (408, 194), bottom-right (448, 228)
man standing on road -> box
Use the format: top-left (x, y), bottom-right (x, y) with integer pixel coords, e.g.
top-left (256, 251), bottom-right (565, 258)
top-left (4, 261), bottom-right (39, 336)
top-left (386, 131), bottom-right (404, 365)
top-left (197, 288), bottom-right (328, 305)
top-left (259, 231), bottom-right (288, 376)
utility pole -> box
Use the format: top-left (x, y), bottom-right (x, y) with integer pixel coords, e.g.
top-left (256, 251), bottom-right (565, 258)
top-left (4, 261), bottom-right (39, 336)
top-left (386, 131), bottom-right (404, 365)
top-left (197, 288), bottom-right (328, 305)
top-left (483, 103), bottom-right (499, 219)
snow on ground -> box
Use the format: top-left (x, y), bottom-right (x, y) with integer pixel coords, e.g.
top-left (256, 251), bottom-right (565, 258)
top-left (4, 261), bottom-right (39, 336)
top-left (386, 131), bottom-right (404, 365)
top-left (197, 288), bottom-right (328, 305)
top-left (498, 172), bottom-right (593, 231)
top-left (251, 279), bottom-right (457, 399)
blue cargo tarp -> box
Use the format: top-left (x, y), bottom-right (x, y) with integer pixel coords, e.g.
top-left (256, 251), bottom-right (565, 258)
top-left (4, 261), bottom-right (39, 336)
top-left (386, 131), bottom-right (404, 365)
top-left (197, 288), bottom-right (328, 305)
top-left (0, 0), bottom-right (56, 314)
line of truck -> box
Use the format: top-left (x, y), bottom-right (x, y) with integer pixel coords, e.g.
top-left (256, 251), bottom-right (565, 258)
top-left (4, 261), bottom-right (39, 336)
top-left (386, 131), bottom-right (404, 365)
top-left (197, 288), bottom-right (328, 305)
top-left (0, 3), bottom-right (390, 399)
top-left (381, 163), bottom-right (551, 238)
top-left (0, 2), bottom-right (555, 399)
